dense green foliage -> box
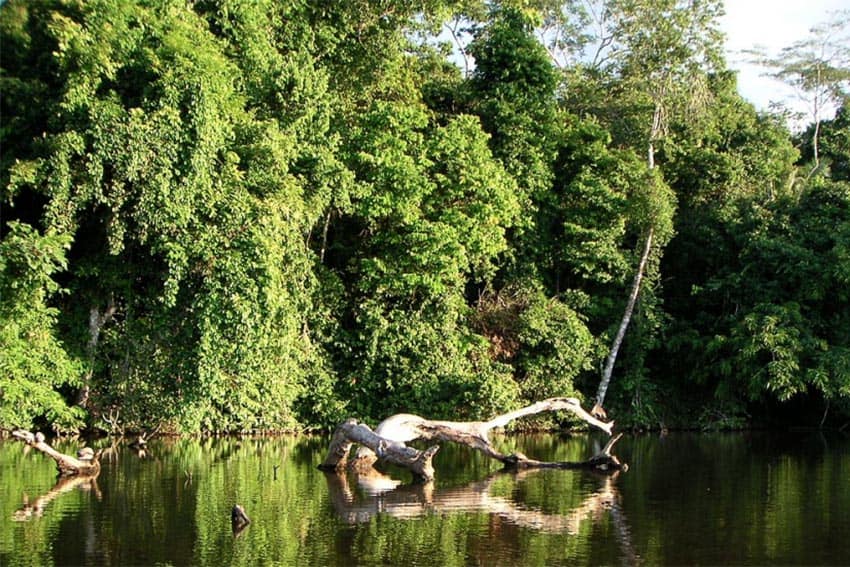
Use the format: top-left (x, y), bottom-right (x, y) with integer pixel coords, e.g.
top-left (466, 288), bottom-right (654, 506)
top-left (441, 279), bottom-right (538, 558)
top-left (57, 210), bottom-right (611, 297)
top-left (1, 0), bottom-right (848, 432)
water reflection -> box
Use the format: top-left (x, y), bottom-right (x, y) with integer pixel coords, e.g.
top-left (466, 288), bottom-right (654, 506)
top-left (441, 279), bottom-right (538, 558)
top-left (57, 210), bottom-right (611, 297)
top-left (9, 437), bottom-right (145, 524)
top-left (12, 473), bottom-right (101, 522)
top-left (325, 467), bottom-right (639, 563)
top-left (2, 432), bottom-right (849, 566)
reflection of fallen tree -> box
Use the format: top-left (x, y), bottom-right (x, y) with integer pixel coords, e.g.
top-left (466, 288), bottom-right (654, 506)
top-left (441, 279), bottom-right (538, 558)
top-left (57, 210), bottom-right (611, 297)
top-left (325, 467), bottom-right (638, 562)
top-left (12, 473), bottom-right (101, 522)
top-left (327, 468), bottom-right (617, 531)
top-left (12, 430), bottom-right (101, 476)
top-left (319, 398), bottom-right (624, 482)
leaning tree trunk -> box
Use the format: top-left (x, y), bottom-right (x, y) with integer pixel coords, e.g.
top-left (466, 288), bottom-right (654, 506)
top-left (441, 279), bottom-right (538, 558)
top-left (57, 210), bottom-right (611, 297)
top-left (593, 104), bottom-right (663, 419)
top-left (319, 398), bottom-right (624, 483)
top-left (594, 227), bottom-right (654, 415)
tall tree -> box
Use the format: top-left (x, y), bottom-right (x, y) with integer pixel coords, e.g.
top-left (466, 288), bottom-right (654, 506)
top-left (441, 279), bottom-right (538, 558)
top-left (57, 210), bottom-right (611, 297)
top-left (464, 6), bottom-right (602, 411)
top-left (749, 10), bottom-right (850, 176)
top-left (574, 0), bottom-right (725, 415)
top-left (467, 5), bottom-right (561, 206)
top-left (651, 71), bottom-right (800, 426)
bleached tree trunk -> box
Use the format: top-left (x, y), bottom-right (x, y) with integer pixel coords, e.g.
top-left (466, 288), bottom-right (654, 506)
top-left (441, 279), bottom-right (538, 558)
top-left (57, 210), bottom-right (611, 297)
top-left (76, 298), bottom-right (115, 408)
top-left (319, 398), bottom-right (623, 482)
top-left (12, 430), bottom-right (101, 476)
top-left (595, 227), bottom-right (654, 412)
top-left (593, 102), bottom-right (663, 417)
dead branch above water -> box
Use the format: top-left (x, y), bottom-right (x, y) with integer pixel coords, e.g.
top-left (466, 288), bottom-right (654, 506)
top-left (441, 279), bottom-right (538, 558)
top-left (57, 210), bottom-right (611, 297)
top-left (12, 430), bottom-right (101, 476)
top-left (319, 398), bottom-right (625, 482)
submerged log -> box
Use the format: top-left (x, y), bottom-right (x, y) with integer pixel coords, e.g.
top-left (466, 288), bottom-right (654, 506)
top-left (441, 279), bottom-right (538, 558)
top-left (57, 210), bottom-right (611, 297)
top-left (12, 430), bottom-right (101, 477)
top-left (320, 398), bottom-right (624, 482)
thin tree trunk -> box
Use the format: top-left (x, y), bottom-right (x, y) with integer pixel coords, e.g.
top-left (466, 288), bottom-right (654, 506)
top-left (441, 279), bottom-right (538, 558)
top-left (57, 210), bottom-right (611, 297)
top-left (809, 66), bottom-right (822, 178)
top-left (593, 103), bottom-right (663, 417)
top-left (819, 398), bottom-right (830, 429)
top-left (320, 209), bottom-right (332, 264)
top-left (808, 115), bottom-right (821, 180)
top-left (444, 18), bottom-right (471, 77)
top-left (595, 228), bottom-right (654, 411)
top-left (76, 299), bottom-right (115, 408)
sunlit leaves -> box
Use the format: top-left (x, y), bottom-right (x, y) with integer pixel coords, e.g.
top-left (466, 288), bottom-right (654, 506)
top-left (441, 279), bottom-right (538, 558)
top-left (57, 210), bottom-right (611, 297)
top-left (0, 223), bottom-right (84, 431)
top-left (337, 96), bottom-right (522, 418)
top-left (2, 0), bottom-right (847, 431)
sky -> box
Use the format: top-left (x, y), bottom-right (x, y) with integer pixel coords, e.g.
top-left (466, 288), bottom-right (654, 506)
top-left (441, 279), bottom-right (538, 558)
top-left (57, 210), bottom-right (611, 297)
top-left (721, 0), bottom-right (848, 121)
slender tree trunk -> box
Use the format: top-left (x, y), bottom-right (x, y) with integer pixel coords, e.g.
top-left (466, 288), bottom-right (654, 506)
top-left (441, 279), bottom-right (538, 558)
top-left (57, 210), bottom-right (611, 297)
top-left (320, 209), bottom-right (332, 264)
top-left (810, 66), bottom-right (823, 177)
top-left (595, 228), bottom-right (653, 409)
top-left (594, 103), bottom-right (662, 415)
top-left (444, 18), bottom-right (471, 77)
top-left (76, 298), bottom-right (115, 408)
top-left (808, 114), bottom-right (821, 179)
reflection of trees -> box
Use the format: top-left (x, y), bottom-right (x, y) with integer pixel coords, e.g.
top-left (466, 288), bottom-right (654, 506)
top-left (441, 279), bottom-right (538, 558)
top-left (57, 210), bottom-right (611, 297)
top-left (325, 468), bottom-right (639, 564)
top-left (12, 473), bottom-right (101, 522)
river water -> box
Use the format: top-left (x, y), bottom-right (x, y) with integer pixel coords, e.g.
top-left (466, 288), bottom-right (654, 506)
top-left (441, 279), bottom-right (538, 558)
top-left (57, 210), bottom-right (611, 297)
top-left (1, 431), bottom-right (848, 566)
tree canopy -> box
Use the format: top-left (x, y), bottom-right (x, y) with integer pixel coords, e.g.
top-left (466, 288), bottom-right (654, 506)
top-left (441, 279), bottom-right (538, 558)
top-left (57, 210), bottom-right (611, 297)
top-left (1, 0), bottom-right (848, 433)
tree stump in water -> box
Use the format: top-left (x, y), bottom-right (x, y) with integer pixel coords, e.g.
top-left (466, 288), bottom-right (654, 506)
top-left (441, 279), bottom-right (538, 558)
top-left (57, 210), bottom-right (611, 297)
top-left (231, 504), bottom-right (251, 536)
top-left (319, 398), bottom-right (625, 482)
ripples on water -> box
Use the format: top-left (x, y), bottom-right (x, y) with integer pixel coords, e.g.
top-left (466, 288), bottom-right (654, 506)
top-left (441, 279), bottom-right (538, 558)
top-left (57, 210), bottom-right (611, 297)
top-left (1, 432), bottom-right (848, 566)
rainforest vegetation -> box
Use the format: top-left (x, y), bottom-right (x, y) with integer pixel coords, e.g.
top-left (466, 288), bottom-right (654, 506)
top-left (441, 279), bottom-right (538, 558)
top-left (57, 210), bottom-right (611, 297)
top-left (1, 0), bottom-right (848, 434)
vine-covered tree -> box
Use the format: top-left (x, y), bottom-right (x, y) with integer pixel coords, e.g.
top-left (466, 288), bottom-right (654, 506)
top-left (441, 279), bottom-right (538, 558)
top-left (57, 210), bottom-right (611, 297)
top-left (1, 0), bottom-right (847, 432)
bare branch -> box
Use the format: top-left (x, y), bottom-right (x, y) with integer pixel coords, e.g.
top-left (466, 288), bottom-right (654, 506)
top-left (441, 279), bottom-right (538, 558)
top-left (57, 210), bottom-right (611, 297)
top-left (12, 430), bottom-right (101, 477)
top-left (319, 399), bottom-right (623, 481)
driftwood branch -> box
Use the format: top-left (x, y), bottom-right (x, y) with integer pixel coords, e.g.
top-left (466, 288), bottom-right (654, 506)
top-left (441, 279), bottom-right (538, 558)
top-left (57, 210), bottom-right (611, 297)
top-left (320, 398), bottom-right (624, 482)
top-left (319, 419), bottom-right (440, 483)
top-left (12, 430), bottom-right (101, 476)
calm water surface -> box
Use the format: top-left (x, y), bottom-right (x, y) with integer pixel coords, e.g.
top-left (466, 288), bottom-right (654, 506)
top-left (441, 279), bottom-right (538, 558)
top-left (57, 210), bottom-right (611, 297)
top-left (1, 431), bottom-right (848, 566)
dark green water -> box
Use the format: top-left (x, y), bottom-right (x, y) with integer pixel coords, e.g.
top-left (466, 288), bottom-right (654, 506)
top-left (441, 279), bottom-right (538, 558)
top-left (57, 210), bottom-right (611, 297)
top-left (1, 431), bottom-right (848, 566)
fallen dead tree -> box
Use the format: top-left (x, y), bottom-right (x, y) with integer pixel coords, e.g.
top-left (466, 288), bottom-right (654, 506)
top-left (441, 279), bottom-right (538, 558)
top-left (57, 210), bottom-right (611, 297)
top-left (319, 397), bottom-right (625, 482)
top-left (12, 430), bottom-right (101, 476)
